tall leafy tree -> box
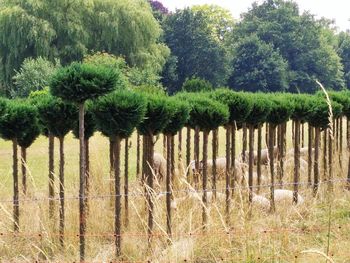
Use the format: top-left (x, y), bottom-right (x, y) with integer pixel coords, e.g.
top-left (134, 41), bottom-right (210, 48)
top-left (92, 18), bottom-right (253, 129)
top-left (228, 35), bottom-right (288, 92)
top-left (231, 0), bottom-right (345, 92)
top-left (163, 8), bottom-right (229, 92)
top-left (338, 32), bottom-right (350, 89)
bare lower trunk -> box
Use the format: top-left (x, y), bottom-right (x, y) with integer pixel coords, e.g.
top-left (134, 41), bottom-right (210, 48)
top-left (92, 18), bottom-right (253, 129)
top-left (328, 127), bottom-right (333, 192)
top-left (79, 103), bottom-right (86, 262)
top-left (339, 117), bottom-right (343, 169)
top-left (163, 134), bottom-right (167, 158)
top-left (178, 129), bottom-right (182, 165)
top-left (308, 124), bottom-right (313, 187)
top-left (242, 123), bottom-right (247, 163)
top-left (230, 124), bottom-right (236, 197)
top-left (21, 147), bottom-right (27, 195)
top-left (146, 134), bottom-right (155, 248)
top-left (124, 138), bottom-right (129, 228)
top-left (113, 136), bottom-right (122, 257)
top-left (335, 118), bottom-right (339, 151)
top-left (212, 129), bottom-right (217, 199)
top-left (142, 136), bottom-right (146, 184)
top-left (166, 134), bottom-right (172, 240)
top-left (257, 125), bottom-right (262, 193)
top-left (323, 129), bottom-right (328, 182)
top-left (280, 122), bottom-right (287, 186)
top-left (59, 137), bottom-right (65, 247)
top-left (13, 139), bottom-right (19, 232)
top-left (48, 133), bottom-right (55, 219)
top-left (225, 125), bottom-right (231, 222)
top-left (194, 126), bottom-right (200, 188)
top-left (85, 139), bottom-right (90, 213)
top-left (314, 127), bottom-right (320, 196)
top-left (171, 136), bottom-right (175, 182)
top-left (186, 127), bottom-right (191, 168)
top-left (136, 132), bottom-right (141, 178)
top-left (347, 118), bottom-right (350, 189)
top-left (269, 124), bottom-right (276, 212)
top-left (301, 123), bottom-right (305, 148)
top-left (293, 120), bottom-right (300, 204)
top-left (248, 125), bottom-right (254, 203)
top-left (110, 139), bottom-right (115, 204)
top-left (202, 131), bottom-right (209, 229)
top-left (265, 124), bottom-right (269, 147)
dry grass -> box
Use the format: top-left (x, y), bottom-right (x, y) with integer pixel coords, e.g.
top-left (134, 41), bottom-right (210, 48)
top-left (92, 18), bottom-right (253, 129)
top-left (0, 123), bottom-right (350, 262)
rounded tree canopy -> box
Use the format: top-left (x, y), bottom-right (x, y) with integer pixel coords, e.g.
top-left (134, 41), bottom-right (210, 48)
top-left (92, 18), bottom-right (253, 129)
top-left (182, 77), bottom-right (213, 93)
top-left (72, 104), bottom-right (96, 140)
top-left (245, 94), bottom-right (271, 126)
top-left (327, 91), bottom-right (349, 118)
top-left (162, 98), bottom-right (190, 136)
top-left (92, 90), bottom-right (146, 139)
top-left (266, 94), bottom-right (293, 126)
top-left (0, 101), bottom-right (39, 141)
top-left (137, 94), bottom-right (173, 136)
top-left (50, 62), bottom-right (118, 103)
top-left (209, 89), bottom-right (253, 124)
top-left (289, 94), bottom-right (314, 123)
top-left (18, 121), bottom-right (41, 148)
top-left (184, 94), bottom-right (229, 131)
top-left (307, 97), bottom-right (342, 129)
top-left (36, 95), bottom-right (78, 138)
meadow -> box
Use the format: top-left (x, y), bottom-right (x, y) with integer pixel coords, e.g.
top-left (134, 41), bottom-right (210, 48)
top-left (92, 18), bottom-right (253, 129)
top-left (0, 123), bottom-right (349, 262)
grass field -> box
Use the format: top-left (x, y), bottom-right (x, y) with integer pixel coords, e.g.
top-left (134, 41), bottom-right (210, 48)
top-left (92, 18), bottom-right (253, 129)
top-left (0, 124), bottom-right (350, 262)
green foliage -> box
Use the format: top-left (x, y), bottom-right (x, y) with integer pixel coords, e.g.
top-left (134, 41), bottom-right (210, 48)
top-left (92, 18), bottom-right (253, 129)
top-left (72, 106), bottom-right (96, 140)
top-left (12, 57), bottom-right (60, 98)
top-left (245, 94), bottom-right (271, 125)
top-left (0, 100), bottom-right (39, 141)
top-left (162, 99), bottom-right (190, 136)
top-left (307, 97), bottom-right (342, 129)
top-left (329, 91), bottom-right (350, 118)
top-left (231, 0), bottom-right (345, 92)
top-left (92, 90), bottom-right (146, 139)
top-left (182, 78), bottom-right (213, 93)
top-left (137, 94), bottom-right (173, 136)
top-left (228, 35), bottom-right (288, 92)
top-left (36, 96), bottom-right (77, 138)
top-left (337, 32), bottom-right (350, 89)
top-left (50, 62), bottom-right (117, 103)
top-left (266, 95), bottom-right (293, 125)
top-left (289, 94), bottom-right (313, 122)
top-left (163, 8), bottom-right (229, 91)
top-left (17, 121), bottom-right (40, 148)
top-left (209, 89), bottom-right (253, 124)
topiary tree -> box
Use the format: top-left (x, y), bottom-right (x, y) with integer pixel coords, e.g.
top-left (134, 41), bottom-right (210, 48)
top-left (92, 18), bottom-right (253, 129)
top-left (210, 89), bottom-right (253, 198)
top-left (92, 90), bottom-right (146, 256)
top-left (0, 101), bottom-right (37, 232)
top-left (162, 98), bottom-right (190, 238)
top-left (137, 93), bottom-right (173, 247)
top-left (50, 62), bottom-right (117, 260)
top-left (36, 95), bottom-right (77, 246)
top-left (181, 77), bottom-right (214, 93)
top-left (186, 95), bottom-right (229, 226)
top-left (245, 94), bottom-right (271, 206)
top-left (266, 95), bottom-right (293, 210)
top-left (17, 116), bottom-right (40, 195)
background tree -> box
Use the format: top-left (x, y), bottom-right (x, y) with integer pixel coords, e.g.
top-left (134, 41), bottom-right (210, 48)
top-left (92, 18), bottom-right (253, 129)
top-left (163, 8), bottom-right (229, 92)
top-left (12, 57), bottom-right (60, 98)
top-left (0, 101), bottom-right (38, 232)
top-left (337, 32), bottom-right (350, 89)
top-left (231, 0), bottom-right (345, 92)
top-left (227, 35), bottom-right (288, 92)
top-left (92, 90), bottom-right (146, 257)
top-left (50, 62), bottom-right (117, 261)
top-left (182, 78), bottom-right (214, 93)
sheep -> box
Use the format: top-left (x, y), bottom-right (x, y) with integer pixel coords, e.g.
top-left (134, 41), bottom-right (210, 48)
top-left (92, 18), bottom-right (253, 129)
top-left (252, 194), bottom-right (270, 210)
top-left (153, 152), bottom-right (166, 181)
top-left (242, 146), bottom-right (278, 165)
top-left (274, 189), bottom-right (304, 205)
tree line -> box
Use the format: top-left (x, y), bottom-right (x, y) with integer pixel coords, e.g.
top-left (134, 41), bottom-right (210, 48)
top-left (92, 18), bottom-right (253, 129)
top-left (1, 0), bottom-right (350, 97)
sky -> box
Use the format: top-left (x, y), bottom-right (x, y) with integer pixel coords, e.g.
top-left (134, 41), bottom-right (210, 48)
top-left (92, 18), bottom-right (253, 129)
top-left (160, 0), bottom-right (350, 31)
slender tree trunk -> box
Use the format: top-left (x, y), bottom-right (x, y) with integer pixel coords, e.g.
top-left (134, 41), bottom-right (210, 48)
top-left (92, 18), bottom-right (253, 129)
top-left (59, 136), bottom-right (65, 247)
top-left (85, 139), bottom-right (90, 213)
top-left (78, 103), bottom-right (86, 262)
top-left (13, 139), bottom-right (19, 232)
top-left (280, 122), bottom-right (287, 186)
top-left (231, 123), bottom-right (236, 197)
top-left (163, 134), bottom-right (167, 158)
top-left (110, 138), bottom-right (115, 205)
top-left (308, 124), bottom-right (313, 187)
top-left (242, 123), bottom-right (247, 163)
top-left (142, 135), bottom-right (146, 184)
top-left (277, 124), bottom-right (282, 186)
top-left (335, 118), bottom-right (339, 151)
top-left (269, 124), bottom-right (276, 212)
top-left (166, 134), bottom-right (172, 240)
top-left (293, 120), bottom-right (300, 204)
top-left (339, 117), bottom-right (343, 169)
top-left (301, 123), bottom-right (305, 148)
top-left (194, 126), bottom-right (200, 188)
top-left (323, 129), bottom-right (328, 182)
top-left (178, 129), bottom-right (182, 165)
top-left (328, 127), bottom-right (333, 192)
top-left (292, 120), bottom-right (295, 143)
top-left (348, 118), bottom-right (350, 189)
top-left (248, 125), bottom-right (254, 203)
top-left (314, 127), bottom-right (320, 196)
top-left (146, 134), bottom-right (155, 247)
top-left (171, 136), bottom-right (175, 183)
top-left (202, 131), bottom-right (209, 229)
top-left (212, 129), bottom-right (217, 199)
top-left (124, 138), bottom-right (129, 228)
top-left (113, 136), bottom-right (122, 257)
top-left (265, 123), bottom-right (269, 147)
top-left (48, 133), bottom-right (55, 219)
top-left (136, 132), bottom-right (141, 178)
top-left (225, 125), bottom-right (231, 222)
top-left (186, 127), bottom-right (191, 168)
top-left (21, 147), bottom-right (27, 195)
top-left (257, 125), bottom-right (262, 193)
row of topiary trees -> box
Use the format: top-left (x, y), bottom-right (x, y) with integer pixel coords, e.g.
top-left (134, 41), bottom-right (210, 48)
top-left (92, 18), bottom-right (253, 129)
top-left (1, 60), bottom-right (350, 259)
